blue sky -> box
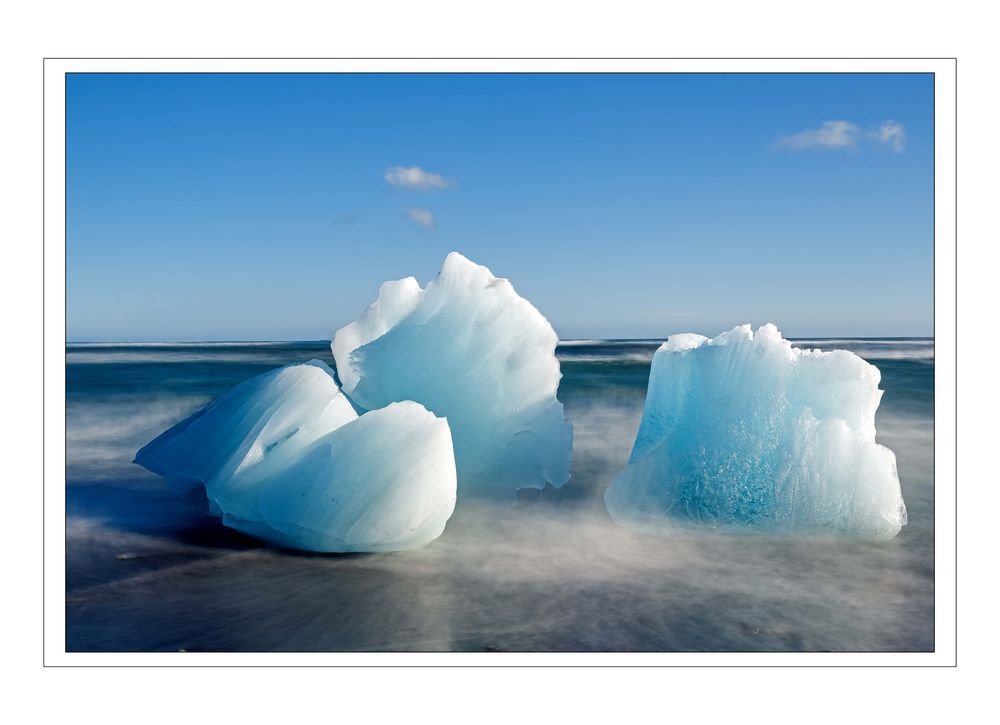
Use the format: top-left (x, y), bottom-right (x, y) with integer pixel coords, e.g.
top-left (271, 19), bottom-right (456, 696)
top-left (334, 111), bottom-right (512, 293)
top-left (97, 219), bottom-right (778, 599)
top-left (67, 73), bottom-right (933, 341)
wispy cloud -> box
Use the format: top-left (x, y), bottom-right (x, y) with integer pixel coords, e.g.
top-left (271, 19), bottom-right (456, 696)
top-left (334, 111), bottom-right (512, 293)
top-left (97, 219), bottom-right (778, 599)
top-left (405, 208), bottom-right (434, 229)
top-left (384, 165), bottom-right (453, 190)
top-left (872, 120), bottom-right (906, 153)
top-left (775, 119), bottom-right (907, 153)
top-left (776, 120), bottom-right (861, 151)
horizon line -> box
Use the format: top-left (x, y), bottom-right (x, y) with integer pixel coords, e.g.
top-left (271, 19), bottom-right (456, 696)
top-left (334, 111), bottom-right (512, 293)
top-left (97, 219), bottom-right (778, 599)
top-left (65, 335), bottom-right (937, 345)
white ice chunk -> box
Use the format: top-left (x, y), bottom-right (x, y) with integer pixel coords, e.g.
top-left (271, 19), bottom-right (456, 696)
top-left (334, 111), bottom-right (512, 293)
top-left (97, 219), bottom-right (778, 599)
top-left (135, 361), bottom-right (457, 552)
top-left (213, 401), bottom-right (457, 553)
top-left (135, 361), bottom-right (358, 495)
top-left (332, 252), bottom-right (572, 499)
top-left (604, 324), bottom-right (907, 540)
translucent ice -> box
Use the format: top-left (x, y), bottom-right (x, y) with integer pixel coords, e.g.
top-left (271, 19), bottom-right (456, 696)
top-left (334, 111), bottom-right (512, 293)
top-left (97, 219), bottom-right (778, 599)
top-left (135, 361), bottom-right (457, 552)
top-left (135, 361), bottom-right (357, 495)
top-left (604, 324), bottom-right (907, 540)
top-left (210, 400), bottom-right (457, 553)
top-left (333, 252), bottom-right (572, 499)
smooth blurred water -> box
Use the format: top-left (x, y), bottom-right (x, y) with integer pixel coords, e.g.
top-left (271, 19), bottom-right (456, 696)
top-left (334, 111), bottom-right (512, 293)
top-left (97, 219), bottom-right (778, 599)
top-left (65, 338), bottom-right (934, 652)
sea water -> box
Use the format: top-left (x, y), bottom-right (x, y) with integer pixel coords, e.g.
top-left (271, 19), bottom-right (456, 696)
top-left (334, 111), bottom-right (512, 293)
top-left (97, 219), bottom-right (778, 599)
top-left (65, 338), bottom-right (934, 652)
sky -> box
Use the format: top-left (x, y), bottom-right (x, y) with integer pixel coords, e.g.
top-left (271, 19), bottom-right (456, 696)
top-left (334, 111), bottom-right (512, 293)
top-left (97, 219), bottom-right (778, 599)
top-left (66, 73), bottom-right (934, 341)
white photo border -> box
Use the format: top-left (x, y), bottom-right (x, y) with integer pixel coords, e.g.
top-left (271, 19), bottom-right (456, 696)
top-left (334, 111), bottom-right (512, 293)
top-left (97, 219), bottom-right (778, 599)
top-left (43, 57), bottom-right (957, 667)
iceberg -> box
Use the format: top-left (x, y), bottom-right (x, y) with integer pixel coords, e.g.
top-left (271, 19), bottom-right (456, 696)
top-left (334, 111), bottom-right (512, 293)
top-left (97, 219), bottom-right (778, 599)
top-left (135, 361), bottom-right (357, 496)
top-left (332, 252), bottom-right (572, 500)
top-left (210, 400), bottom-right (457, 553)
top-left (604, 324), bottom-right (907, 540)
top-left (135, 361), bottom-right (457, 552)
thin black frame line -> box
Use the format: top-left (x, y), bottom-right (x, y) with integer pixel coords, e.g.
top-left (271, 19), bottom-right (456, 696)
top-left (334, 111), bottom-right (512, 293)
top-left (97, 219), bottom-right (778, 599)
top-left (62, 72), bottom-right (937, 77)
top-left (953, 58), bottom-right (958, 665)
top-left (47, 60), bottom-right (956, 666)
top-left (47, 664), bottom-right (947, 668)
top-left (51, 65), bottom-right (952, 662)
top-left (930, 70), bottom-right (937, 654)
top-left (41, 56), bottom-right (46, 667)
top-left (52, 67), bottom-right (952, 661)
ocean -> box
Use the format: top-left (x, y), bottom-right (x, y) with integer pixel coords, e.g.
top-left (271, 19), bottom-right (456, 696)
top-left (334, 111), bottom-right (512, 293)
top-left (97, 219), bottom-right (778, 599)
top-left (65, 338), bottom-right (934, 652)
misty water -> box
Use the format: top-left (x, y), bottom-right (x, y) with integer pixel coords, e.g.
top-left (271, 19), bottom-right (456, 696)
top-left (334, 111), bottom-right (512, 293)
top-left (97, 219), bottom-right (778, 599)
top-left (65, 339), bottom-right (934, 652)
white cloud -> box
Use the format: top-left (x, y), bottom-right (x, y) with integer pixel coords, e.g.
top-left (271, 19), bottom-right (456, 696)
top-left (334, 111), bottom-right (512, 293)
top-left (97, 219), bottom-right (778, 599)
top-left (776, 120), bottom-right (861, 151)
top-left (871, 120), bottom-right (906, 153)
top-left (384, 165), bottom-right (452, 190)
top-left (776, 119), bottom-right (907, 153)
top-left (405, 207), bottom-right (434, 228)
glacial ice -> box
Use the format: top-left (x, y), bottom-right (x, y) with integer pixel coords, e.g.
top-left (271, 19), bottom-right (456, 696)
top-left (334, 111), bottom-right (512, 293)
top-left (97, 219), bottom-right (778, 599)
top-left (135, 361), bottom-right (457, 552)
top-left (332, 252), bottom-right (572, 499)
top-left (210, 400), bottom-right (457, 552)
top-left (604, 324), bottom-right (907, 540)
top-left (135, 361), bottom-right (357, 495)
